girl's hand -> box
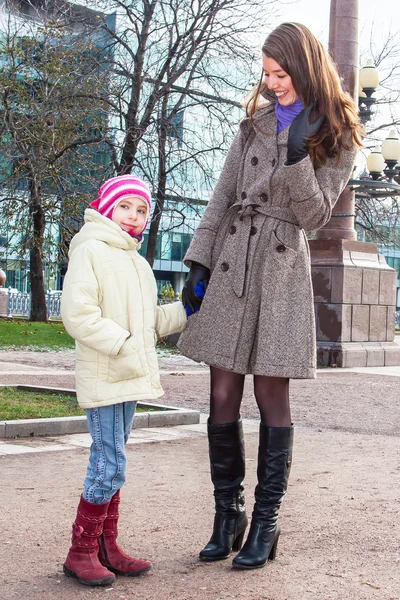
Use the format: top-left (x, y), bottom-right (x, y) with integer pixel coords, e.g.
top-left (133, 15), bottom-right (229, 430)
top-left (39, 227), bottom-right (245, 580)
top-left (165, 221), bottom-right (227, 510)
top-left (286, 105), bottom-right (325, 166)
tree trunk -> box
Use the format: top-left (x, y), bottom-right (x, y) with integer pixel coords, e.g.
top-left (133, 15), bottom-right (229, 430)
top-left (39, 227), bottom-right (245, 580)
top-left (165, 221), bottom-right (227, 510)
top-left (146, 174), bottom-right (167, 267)
top-left (146, 103), bottom-right (168, 267)
top-left (29, 179), bottom-right (47, 321)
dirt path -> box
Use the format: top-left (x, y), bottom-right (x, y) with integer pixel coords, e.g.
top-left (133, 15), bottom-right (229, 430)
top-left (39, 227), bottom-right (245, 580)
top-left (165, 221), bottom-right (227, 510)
top-left (1, 350), bottom-right (399, 599)
top-left (1, 426), bottom-right (399, 600)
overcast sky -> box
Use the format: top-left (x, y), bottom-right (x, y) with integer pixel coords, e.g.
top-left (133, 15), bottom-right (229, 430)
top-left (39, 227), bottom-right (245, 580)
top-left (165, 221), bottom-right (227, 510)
top-left (264, 0), bottom-right (400, 56)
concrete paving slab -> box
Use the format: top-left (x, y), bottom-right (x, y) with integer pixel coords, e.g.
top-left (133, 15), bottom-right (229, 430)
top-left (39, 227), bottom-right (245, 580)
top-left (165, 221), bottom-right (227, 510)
top-left (127, 427), bottom-right (205, 444)
top-left (338, 365), bottom-right (400, 376)
top-left (42, 432), bottom-right (93, 448)
top-left (0, 417), bottom-right (263, 455)
top-left (0, 441), bottom-right (67, 455)
top-left (318, 365), bottom-right (400, 376)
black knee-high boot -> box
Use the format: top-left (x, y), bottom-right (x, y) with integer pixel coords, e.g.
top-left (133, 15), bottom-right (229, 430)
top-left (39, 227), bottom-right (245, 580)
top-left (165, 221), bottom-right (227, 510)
top-left (199, 418), bottom-right (248, 561)
top-left (232, 424), bottom-right (293, 570)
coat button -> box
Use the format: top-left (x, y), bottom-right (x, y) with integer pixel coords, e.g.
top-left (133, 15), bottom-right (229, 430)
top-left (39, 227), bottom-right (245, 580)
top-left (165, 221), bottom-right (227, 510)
top-left (276, 244), bottom-right (286, 253)
top-left (260, 193), bottom-right (268, 202)
top-left (241, 191), bottom-right (247, 200)
top-left (251, 156), bottom-right (258, 166)
top-left (271, 158), bottom-right (276, 167)
top-left (250, 226), bottom-right (257, 236)
top-left (221, 262), bottom-right (229, 272)
top-left (229, 225), bottom-right (236, 234)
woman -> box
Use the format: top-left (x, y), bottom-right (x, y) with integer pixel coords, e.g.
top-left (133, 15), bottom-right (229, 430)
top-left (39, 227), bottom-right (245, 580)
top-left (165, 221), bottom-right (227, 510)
top-left (178, 22), bottom-right (363, 570)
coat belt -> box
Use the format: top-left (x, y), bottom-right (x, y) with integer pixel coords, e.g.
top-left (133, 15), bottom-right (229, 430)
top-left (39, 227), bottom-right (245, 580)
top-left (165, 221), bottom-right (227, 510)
top-left (227, 202), bottom-right (300, 298)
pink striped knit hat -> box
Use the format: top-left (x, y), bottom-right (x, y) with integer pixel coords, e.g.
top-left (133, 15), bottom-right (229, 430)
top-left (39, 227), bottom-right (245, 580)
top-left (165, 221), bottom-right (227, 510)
top-left (90, 174), bottom-right (152, 237)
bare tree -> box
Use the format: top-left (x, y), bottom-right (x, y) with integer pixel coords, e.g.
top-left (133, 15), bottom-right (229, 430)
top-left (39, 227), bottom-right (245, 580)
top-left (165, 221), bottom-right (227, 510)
top-left (92, 0), bottom-right (277, 265)
top-left (0, 0), bottom-right (111, 320)
top-left (355, 26), bottom-right (400, 242)
top-left (360, 25), bottom-right (400, 138)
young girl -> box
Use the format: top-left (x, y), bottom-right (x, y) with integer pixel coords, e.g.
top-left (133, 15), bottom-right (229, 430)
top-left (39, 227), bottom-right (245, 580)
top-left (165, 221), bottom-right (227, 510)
top-left (61, 174), bottom-right (187, 586)
top-left (179, 22), bottom-right (363, 570)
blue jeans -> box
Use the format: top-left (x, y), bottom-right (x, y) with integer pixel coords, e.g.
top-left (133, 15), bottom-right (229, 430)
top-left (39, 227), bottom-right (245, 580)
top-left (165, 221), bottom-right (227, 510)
top-left (83, 402), bottom-right (136, 504)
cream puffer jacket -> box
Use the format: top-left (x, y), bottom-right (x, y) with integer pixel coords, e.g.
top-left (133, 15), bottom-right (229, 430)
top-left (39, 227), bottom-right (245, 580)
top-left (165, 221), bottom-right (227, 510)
top-left (61, 209), bottom-right (187, 409)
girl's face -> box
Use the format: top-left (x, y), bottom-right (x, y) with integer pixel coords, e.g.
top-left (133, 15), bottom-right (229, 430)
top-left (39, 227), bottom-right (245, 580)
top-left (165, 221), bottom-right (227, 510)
top-left (262, 56), bottom-right (298, 106)
top-left (112, 195), bottom-right (149, 237)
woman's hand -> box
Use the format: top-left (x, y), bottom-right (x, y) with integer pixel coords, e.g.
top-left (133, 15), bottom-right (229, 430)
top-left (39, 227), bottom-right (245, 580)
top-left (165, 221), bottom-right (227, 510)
top-left (286, 105), bottom-right (325, 166)
top-left (182, 262), bottom-right (210, 314)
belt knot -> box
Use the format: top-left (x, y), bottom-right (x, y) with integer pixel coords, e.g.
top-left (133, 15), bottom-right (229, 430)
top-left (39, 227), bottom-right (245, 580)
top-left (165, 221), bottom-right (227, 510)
top-left (237, 203), bottom-right (258, 221)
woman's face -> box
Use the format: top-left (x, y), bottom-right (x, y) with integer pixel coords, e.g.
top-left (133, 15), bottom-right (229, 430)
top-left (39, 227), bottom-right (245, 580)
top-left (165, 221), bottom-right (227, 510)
top-left (262, 56), bottom-right (298, 106)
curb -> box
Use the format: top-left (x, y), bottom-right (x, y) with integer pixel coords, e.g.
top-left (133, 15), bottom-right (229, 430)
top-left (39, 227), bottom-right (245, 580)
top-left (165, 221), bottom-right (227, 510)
top-left (0, 384), bottom-right (200, 439)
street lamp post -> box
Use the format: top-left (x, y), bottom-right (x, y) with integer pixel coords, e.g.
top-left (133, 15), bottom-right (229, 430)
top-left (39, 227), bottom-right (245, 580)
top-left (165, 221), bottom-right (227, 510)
top-left (358, 59), bottom-right (379, 123)
top-left (350, 100), bottom-right (400, 197)
top-left (308, 0), bottom-right (400, 368)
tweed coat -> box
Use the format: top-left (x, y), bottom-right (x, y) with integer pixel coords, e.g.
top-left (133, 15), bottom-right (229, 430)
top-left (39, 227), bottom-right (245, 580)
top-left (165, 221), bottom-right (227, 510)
top-left (177, 103), bottom-right (357, 378)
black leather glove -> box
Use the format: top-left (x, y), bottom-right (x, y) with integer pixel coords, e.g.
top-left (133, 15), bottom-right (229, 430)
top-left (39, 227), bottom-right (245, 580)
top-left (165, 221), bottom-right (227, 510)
top-left (181, 262), bottom-right (210, 314)
top-left (286, 104), bottom-right (325, 166)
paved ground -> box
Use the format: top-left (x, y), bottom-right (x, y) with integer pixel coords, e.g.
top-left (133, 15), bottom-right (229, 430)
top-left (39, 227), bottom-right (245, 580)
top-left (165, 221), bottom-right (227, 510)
top-left (0, 350), bottom-right (399, 599)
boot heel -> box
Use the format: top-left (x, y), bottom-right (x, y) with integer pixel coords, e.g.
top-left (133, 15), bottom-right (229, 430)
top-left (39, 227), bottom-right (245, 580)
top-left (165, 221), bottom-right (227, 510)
top-left (232, 529), bottom-right (246, 552)
top-left (268, 536), bottom-right (279, 561)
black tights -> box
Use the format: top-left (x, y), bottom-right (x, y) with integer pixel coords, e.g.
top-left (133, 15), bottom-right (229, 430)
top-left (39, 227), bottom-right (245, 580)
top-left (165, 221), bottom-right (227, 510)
top-left (209, 366), bottom-right (291, 427)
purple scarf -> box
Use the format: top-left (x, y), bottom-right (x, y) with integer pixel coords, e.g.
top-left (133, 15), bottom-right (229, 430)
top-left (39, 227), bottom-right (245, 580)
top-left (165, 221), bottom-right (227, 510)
top-left (275, 98), bottom-right (304, 134)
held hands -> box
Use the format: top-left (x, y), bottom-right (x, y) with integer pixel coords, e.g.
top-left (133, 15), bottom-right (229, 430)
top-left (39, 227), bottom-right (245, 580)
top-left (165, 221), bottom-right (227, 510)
top-left (182, 262), bottom-right (210, 316)
top-left (286, 104), bottom-right (325, 166)
top-left (184, 281), bottom-right (205, 317)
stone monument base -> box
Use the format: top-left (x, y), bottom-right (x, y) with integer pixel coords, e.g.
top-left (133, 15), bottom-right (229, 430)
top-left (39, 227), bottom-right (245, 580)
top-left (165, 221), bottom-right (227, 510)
top-left (317, 340), bottom-right (400, 368)
top-left (0, 289), bottom-right (8, 317)
top-left (310, 239), bottom-right (399, 368)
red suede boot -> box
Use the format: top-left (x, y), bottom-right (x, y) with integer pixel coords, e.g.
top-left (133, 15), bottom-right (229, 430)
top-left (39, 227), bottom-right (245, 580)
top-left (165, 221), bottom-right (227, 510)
top-left (63, 496), bottom-right (116, 586)
top-left (98, 490), bottom-right (152, 577)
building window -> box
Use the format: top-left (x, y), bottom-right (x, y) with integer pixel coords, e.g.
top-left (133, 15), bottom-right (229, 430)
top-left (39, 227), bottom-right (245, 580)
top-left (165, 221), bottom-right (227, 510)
top-left (155, 236), bottom-right (162, 260)
top-left (182, 233), bottom-right (192, 256)
top-left (167, 109), bottom-right (184, 147)
top-left (171, 233), bottom-right (182, 261)
top-left (139, 233), bottom-right (149, 257)
top-left (170, 232), bottom-right (192, 261)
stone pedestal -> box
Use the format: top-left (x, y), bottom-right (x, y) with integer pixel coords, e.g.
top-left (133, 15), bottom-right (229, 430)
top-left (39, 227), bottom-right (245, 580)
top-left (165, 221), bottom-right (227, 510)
top-left (0, 289), bottom-right (8, 317)
top-left (310, 239), bottom-right (400, 367)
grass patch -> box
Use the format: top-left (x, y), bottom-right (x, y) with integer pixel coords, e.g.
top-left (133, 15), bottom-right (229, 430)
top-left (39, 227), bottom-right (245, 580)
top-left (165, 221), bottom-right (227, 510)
top-left (0, 319), bottom-right (181, 356)
top-left (0, 387), bottom-right (85, 419)
top-left (0, 388), bottom-right (158, 420)
top-left (0, 319), bottom-right (75, 351)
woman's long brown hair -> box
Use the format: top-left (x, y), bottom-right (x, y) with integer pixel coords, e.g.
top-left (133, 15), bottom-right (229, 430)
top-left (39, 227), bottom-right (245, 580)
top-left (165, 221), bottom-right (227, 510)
top-left (248, 22), bottom-right (363, 167)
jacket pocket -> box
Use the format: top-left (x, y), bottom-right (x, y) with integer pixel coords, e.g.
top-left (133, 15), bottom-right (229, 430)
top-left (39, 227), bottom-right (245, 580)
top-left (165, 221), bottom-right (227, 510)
top-left (271, 229), bottom-right (298, 268)
top-left (108, 337), bottom-right (145, 383)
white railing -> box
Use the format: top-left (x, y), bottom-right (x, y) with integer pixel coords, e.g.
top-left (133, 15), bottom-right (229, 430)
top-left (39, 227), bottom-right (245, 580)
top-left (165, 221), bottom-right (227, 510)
top-left (2, 290), bottom-right (179, 319)
top-left (5, 288), bottom-right (62, 319)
